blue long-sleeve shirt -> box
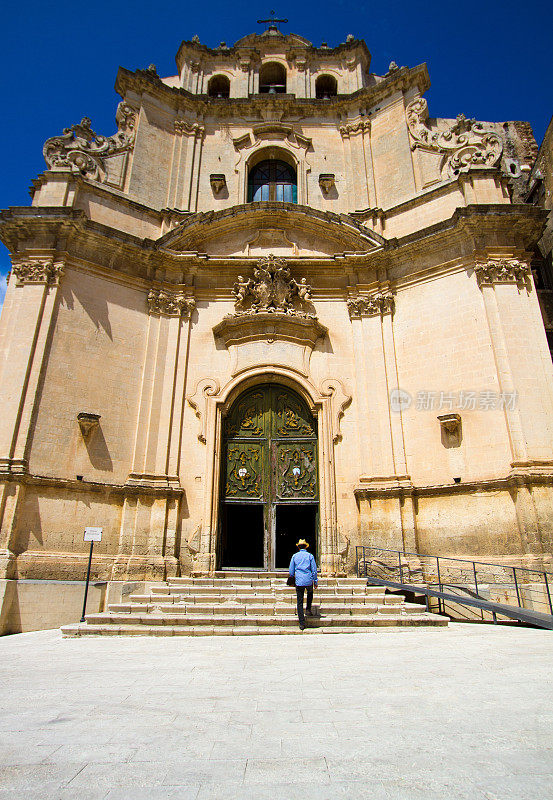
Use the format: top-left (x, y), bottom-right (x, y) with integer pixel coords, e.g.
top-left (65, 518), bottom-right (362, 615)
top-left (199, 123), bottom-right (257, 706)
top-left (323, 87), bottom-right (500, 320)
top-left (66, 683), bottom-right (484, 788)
top-left (289, 550), bottom-right (318, 587)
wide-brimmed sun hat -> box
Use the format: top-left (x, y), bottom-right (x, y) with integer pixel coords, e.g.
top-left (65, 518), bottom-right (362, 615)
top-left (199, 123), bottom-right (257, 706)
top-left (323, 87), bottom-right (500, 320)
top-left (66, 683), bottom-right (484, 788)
top-left (296, 539), bottom-right (309, 548)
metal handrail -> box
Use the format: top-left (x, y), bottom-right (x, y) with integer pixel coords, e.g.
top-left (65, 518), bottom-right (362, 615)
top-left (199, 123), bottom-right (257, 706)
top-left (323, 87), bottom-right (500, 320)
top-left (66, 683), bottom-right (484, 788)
top-left (356, 545), bottom-right (553, 619)
top-left (357, 545), bottom-right (553, 576)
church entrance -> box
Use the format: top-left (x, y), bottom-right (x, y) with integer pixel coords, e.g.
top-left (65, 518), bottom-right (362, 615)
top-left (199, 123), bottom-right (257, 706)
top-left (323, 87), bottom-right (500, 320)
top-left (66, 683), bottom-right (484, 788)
top-left (219, 384), bottom-right (319, 570)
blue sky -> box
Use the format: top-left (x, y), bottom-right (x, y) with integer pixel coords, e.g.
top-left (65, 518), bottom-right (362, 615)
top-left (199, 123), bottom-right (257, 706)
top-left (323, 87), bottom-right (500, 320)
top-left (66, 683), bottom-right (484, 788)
top-left (1, 0), bottom-right (552, 307)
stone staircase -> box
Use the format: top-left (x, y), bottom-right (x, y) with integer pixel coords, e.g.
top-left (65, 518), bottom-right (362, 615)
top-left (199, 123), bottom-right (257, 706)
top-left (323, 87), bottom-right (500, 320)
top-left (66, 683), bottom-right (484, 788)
top-left (61, 573), bottom-right (446, 637)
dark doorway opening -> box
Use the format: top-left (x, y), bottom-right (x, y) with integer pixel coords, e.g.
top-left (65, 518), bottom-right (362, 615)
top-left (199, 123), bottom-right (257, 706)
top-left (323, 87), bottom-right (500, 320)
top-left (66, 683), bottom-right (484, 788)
top-left (275, 505), bottom-right (317, 569)
top-left (221, 504), bottom-right (264, 568)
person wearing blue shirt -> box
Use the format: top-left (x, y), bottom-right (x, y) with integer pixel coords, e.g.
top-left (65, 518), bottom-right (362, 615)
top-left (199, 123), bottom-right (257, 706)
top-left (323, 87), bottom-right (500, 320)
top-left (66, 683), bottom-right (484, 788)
top-left (289, 539), bottom-right (318, 630)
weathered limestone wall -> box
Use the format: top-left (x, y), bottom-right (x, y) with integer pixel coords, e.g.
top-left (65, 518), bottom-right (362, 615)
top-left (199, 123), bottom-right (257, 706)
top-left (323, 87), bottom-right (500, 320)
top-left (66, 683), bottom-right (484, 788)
top-left (29, 267), bottom-right (147, 484)
top-left (0, 579), bottom-right (106, 635)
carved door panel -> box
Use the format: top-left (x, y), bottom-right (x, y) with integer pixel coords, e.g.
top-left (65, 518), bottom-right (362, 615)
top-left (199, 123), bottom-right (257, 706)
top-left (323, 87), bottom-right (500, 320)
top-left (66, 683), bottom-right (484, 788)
top-left (275, 442), bottom-right (318, 500)
top-left (222, 385), bottom-right (318, 568)
top-left (224, 442), bottom-right (264, 500)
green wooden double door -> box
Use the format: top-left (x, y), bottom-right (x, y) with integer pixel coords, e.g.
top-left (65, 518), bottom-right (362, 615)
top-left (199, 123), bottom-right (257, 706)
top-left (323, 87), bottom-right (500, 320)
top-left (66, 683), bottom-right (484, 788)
top-left (220, 384), bottom-right (319, 570)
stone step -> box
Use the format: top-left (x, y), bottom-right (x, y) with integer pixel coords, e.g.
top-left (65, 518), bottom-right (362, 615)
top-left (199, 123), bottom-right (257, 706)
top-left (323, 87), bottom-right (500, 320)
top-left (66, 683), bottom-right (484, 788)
top-left (83, 610), bottom-right (429, 627)
top-left (108, 601), bottom-right (416, 616)
top-left (167, 577), bottom-right (367, 586)
top-left (150, 585), bottom-right (376, 597)
top-left (61, 615), bottom-right (447, 637)
top-left (130, 590), bottom-right (394, 604)
top-left (63, 572), bottom-right (446, 637)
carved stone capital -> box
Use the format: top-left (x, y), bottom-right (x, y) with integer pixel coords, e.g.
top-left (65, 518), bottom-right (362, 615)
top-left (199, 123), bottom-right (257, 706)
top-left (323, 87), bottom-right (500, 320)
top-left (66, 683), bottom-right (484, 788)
top-left (11, 261), bottom-right (64, 286)
top-left (406, 97), bottom-right (502, 177)
top-left (339, 120), bottom-right (371, 138)
top-left (174, 119), bottom-right (205, 138)
top-left (147, 289), bottom-right (196, 317)
top-left (475, 259), bottom-right (531, 288)
top-left (347, 291), bottom-right (394, 318)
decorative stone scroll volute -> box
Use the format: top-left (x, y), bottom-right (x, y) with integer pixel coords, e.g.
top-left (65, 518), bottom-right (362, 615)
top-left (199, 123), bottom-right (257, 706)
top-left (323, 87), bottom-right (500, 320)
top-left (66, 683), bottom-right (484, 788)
top-left (475, 258), bottom-right (531, 288)
top-left (347, 291), bottom-right (394, 318)
top-left (213, 255), bottom-right (327, 377)
top-left (43, 101), bottom-right (137, 182)
top-left (406, 97), bottom-right (503, 177)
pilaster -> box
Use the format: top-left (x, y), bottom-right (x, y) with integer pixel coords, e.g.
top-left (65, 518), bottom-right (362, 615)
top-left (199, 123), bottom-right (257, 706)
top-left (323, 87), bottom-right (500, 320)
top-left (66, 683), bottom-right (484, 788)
top-left (0, 259), bottom-right (63, 476)
top-left (114, 287), bottom-right (194, 579)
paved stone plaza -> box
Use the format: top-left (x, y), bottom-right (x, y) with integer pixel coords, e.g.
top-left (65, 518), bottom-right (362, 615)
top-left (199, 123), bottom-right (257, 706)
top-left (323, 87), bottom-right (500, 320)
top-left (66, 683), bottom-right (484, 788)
top-left (0, 624), bottom-right (552, 799)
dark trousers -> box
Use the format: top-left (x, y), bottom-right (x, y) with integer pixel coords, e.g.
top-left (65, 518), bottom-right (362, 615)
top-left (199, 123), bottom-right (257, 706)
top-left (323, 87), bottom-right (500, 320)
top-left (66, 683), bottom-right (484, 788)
top-left (295, 585), bottom-right (313, 625)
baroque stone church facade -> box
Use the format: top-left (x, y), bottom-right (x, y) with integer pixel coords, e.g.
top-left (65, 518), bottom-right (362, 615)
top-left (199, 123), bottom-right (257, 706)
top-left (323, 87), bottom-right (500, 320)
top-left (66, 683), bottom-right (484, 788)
top-left (1, 24), bottom-right (552, 621)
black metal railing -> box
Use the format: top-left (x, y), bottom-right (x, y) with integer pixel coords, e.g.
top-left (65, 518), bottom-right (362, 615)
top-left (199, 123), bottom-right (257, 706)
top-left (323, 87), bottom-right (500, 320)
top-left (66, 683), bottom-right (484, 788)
top-left (356, 546), bottom-right (553, 624)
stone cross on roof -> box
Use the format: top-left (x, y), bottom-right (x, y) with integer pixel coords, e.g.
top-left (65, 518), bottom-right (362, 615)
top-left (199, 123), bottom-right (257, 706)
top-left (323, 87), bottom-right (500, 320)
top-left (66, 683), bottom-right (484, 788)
top-left (257, 10), bottom-right (288, 32)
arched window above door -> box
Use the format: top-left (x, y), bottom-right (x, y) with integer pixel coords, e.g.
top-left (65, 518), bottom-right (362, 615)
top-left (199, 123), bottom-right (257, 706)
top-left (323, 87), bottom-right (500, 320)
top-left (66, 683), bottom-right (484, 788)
top-left (247, 159), bottom-right (297, 203)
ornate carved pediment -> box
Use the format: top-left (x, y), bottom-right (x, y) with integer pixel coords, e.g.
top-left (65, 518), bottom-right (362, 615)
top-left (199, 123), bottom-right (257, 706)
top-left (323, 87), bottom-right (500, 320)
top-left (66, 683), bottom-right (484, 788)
top-left (347, 291), bottom-right (394, 318)
top-left (406, 97), bottom-right (502, 178)
top-left (475, 258), bottom-right (530, 288)
top-left (232, 123), bottom-right (312, 153)
top-left (43, 101), bottom-right (137, 184)
top-left (156, 203), bottom-right (384, 257)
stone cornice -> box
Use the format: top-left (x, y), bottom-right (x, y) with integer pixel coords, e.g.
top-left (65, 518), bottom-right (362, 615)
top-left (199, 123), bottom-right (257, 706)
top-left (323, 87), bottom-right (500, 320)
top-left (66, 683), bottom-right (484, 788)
top-left (0, 471), bottom-right (184, 497)
top-left (213, 311), bottom-right (327, 349)
top-left (354, 466), bottom-right (553, 499)
top-left (115, 63), bottom-right (430, 119)
top-left (175, 34), bottom-right (371, 69)
top-left (0, 204), bottom-right (546, 287)
top-left (387, 204), bottom-right (547, 257)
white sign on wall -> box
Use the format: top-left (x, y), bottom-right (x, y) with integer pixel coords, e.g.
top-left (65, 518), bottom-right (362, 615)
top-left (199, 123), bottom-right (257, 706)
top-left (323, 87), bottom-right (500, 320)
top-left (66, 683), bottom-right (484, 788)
top-left (84, 527), bottom-right (103, 542)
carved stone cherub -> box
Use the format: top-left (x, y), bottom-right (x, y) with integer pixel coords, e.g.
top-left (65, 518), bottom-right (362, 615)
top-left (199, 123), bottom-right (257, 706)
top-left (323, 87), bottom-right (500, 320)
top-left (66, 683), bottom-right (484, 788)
top-left (233, 275), bottom-right (253, 311)
top-left (295, 277), bottom-right (312, 303)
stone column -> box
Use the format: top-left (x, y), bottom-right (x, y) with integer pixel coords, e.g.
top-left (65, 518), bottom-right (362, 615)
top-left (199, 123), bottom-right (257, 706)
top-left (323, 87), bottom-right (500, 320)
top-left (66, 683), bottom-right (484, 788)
top-left (0, 260), bottom-right (63, 577)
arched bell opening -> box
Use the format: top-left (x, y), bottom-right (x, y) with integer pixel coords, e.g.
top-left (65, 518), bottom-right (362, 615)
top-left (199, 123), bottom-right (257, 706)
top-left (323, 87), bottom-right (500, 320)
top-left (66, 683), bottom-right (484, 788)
top-left (259, 61), bottom-right (287, 94)
top-left (207, 74), bottom-right (230, 98)
top-left (315, 74), bottom-right (338, 99)
top-left (219, 383), bottom-right (319, 571)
